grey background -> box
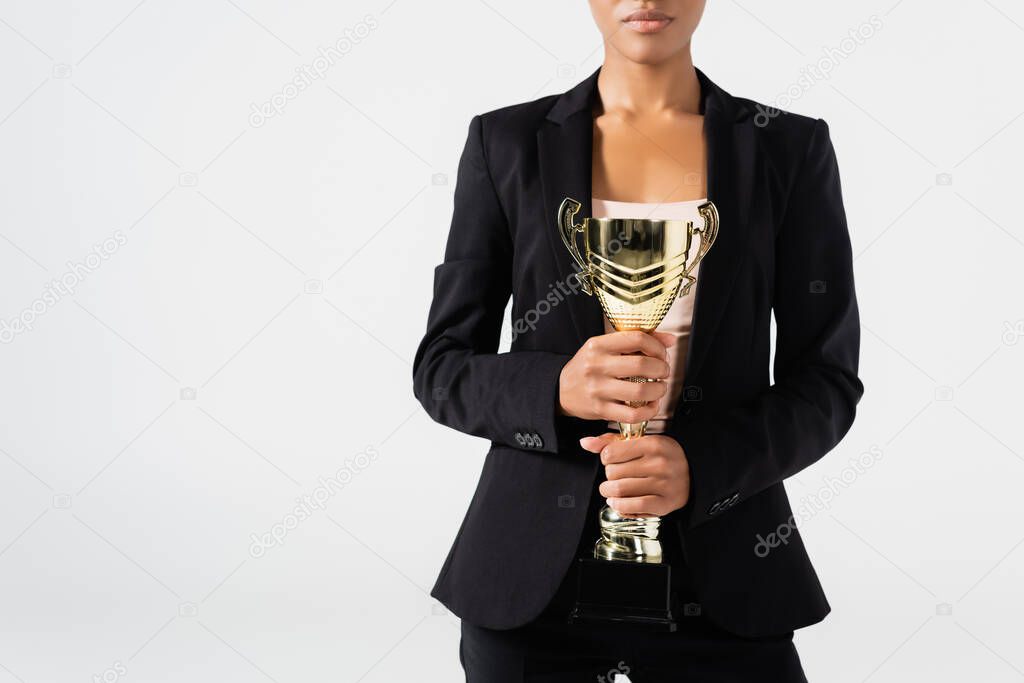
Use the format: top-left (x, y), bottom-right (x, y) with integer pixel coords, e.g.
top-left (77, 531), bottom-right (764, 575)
top-left (1, 1), bottom-right (1022, 681)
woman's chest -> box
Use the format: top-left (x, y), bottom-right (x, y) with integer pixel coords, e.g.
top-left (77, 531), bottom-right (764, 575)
top-left (591, 112), bottom-right (707, 203)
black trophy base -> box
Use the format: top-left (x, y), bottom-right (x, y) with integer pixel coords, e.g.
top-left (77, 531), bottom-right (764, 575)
top-left (569, 557), bottom-right (677, 632)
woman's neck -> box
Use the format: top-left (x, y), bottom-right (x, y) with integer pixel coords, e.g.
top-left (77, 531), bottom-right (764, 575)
top-left (596, 48), bottom-right (701, 118)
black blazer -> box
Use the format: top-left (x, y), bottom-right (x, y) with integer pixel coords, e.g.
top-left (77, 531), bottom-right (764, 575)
top-left (413, 67), bottom-right (863, 637)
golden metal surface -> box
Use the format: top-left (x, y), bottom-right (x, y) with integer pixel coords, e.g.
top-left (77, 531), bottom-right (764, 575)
top-left (594, 506), bottom-right (663, 563)
top-left (558, 196), bottom-right (719, 563)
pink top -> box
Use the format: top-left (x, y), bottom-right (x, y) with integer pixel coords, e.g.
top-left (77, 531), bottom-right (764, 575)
top-left (591, 197), bottom-right (708, 435)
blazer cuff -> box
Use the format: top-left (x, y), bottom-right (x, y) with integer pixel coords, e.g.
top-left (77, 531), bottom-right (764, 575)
top-left (511, 352), bottom-right (572, 454)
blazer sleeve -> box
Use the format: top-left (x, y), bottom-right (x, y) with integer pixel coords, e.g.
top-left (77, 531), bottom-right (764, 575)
top-left (412, 115), bottom-right (572, 453)
top-left (670, 119), bottom-right (864, 528)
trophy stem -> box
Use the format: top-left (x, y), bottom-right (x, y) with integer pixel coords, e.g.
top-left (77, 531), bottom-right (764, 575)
top-left (619, 357), bottom-right (654, 439)
top-left (619, 418), bottom-right (648, 440)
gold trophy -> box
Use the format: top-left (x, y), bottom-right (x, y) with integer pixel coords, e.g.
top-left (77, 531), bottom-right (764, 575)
top-left (557, 196), bottom-right (718, 629)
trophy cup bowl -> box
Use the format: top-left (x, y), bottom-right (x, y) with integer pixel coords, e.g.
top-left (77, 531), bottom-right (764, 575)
top-left (557, 195), bottom-right (719, 629)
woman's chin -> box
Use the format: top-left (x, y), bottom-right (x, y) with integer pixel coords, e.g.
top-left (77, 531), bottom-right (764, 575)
top-left (612, 39), bottom-right (690, 66)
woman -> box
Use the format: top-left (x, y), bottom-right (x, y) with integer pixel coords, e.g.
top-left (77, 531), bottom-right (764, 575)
top-left (413, 1), bottom-right (863, 680)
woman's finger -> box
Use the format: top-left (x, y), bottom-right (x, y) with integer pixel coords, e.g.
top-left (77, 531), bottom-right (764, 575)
top-left (579, 433), bottom-right (618, 454)
top-left (601, 354), bottom-right (670, 381)
top-left (607, 495), bottom-right (662, 517)
top-left (600, 377), bottom-right (667, 404)
top-left (599, 436), bottom-right (648, 465)
top-left (600, 401), bottom-right (659, 425)
top-left (604, 457), bottom-right (658, 481)
top-left (594, 330), bottom-right (670, 360)
top-left (599, 477), bottom-right (657, 499)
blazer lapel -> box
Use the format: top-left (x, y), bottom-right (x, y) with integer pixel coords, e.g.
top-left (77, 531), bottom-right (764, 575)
top-left (683, 71), bottom-right (757, 384)
top-left (537, 70), bottom-right (606, 346)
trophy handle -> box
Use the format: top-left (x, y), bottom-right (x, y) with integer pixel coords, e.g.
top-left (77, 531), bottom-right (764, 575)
top-left (679, 201), bottom-right (720, 297)
top-left (557, 197), bottom-right (593, 295)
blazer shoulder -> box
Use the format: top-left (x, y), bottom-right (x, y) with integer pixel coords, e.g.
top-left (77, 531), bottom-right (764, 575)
top-left (477, 92), bottom-right (559, 131)
top-left (732, 91), bottom-right (819, 125)
top-left (730, 94), bottom-right (834, 181)
top-left (467, 93), bottom-right (560, 156)
top-left (736, 94), bottom-right (825, 143)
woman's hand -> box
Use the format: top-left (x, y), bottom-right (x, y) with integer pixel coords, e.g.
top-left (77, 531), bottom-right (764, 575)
top-left (558, 330), bottom-right (675, 424)
top-left (580, 433), bottom-right (691, 517)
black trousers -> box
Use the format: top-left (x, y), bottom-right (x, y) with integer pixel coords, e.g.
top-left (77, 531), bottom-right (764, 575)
top-left (459, 616), bottom-right (807, 683)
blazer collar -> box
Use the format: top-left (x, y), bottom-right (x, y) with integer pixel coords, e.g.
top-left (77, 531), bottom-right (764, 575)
top-left (536, 66), bottom-right (756, 386)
